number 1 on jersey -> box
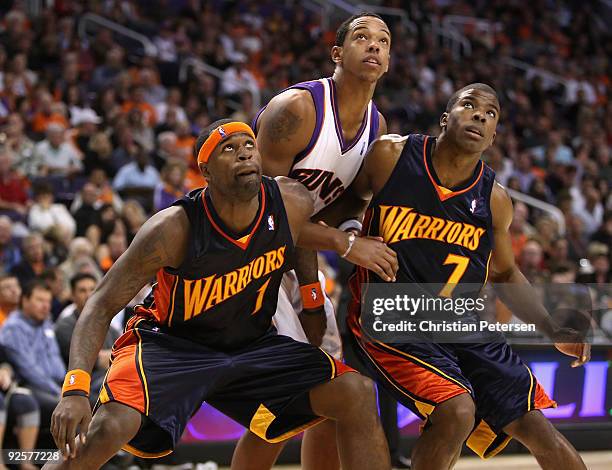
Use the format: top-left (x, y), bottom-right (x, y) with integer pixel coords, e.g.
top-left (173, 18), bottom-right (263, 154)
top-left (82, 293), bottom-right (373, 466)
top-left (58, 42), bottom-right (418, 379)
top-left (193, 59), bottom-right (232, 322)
top-left (251, 277), bottom-right (272, 315)
top-left (439, 254), bottom-right (469, 297)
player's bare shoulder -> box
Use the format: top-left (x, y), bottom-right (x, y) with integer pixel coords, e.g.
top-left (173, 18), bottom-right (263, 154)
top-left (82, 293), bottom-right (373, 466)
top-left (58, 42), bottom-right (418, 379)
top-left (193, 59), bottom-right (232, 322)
top-left (258, 89), bottom-right (315, 145)
top-left (490, 181), bottom-right (513, 230)
top-left (359, 134), bottom-right (409, 196)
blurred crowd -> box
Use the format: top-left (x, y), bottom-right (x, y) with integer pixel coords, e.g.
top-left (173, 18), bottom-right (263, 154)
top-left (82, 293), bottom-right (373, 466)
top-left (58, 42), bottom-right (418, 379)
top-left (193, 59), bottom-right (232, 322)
top-left (0, 0), bottom-right (609, 455)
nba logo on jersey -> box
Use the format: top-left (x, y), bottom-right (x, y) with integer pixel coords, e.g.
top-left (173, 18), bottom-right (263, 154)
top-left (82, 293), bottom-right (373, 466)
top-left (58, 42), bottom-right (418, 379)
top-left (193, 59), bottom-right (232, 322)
top-left (218, 126), bottom-right (227, 138)
top-left (360, 141), bottom-right (367, 156)
top-left (268, 215), bottom-right (275, 231)
top-left (470, 197), bottom-right (485, 216)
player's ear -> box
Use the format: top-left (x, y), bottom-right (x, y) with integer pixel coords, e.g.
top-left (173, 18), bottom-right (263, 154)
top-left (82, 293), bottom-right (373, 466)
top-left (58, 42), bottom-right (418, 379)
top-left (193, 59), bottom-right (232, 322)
top-left (490, 131), bottom-right (496, 147)
top-left (331, 45), bottom-right (342, 64)
top-left (440, 112), bottom-right (448, 130)
top-left (199, 162), bottom-right (210, 180)
top-left (384, 53), bottom-right (390, 73)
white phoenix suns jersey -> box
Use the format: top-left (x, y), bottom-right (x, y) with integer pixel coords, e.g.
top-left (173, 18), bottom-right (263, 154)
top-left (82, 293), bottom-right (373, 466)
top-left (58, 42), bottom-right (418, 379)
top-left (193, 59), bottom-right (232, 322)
top-left (254, 77), bottom-right (380, 214)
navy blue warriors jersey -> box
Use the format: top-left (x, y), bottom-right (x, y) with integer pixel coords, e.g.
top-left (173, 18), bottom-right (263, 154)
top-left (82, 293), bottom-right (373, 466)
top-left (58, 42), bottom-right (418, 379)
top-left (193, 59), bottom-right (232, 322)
top-left (361, 134), bottom-right (496, 288)
top-left (138, 177), bottom-right (294, 350)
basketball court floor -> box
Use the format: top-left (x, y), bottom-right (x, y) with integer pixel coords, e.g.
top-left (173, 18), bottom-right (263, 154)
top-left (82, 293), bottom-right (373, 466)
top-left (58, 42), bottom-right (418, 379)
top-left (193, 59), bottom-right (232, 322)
top-left (216, 451), bottom-right (612, 469)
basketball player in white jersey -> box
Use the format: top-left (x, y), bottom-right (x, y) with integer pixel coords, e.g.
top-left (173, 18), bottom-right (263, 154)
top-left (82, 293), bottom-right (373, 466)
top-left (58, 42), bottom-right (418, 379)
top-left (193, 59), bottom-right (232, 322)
top-left (231, 12), bottom-right (391, 470)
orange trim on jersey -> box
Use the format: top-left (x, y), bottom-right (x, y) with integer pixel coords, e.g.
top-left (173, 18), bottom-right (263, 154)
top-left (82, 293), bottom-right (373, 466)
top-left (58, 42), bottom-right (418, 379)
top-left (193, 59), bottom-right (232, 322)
top-left (202, 183), bottom-right (266, 250)
top-left (422, 135), bottom-right (485, 202)
top-left (165, 275), bottom-right (179, 327)
top-left (151, 270), bottom-right (176, 325)
top-left (482, 250), bottom-right (492, 287)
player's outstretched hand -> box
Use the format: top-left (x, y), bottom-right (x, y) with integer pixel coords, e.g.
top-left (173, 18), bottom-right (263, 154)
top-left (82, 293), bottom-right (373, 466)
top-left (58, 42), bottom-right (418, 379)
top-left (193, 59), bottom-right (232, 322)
top-left (346, 236), bottom-right (398, 282)
top-left (553, 327), bottom-right (591, 367)
top-left (51, 395), bottom-right (92, 460)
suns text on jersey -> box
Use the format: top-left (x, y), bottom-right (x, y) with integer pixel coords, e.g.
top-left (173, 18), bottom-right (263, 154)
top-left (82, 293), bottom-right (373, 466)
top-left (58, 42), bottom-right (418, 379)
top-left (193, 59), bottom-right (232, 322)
top-left (378, 205), bottom-right (485, 251)
top-left (183, 246), bottom-right (286, 320)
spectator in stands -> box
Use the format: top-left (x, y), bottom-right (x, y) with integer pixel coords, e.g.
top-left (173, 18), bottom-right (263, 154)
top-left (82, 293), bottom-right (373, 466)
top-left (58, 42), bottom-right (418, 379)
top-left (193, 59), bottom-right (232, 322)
top-left (126, 106), bottom-right (155, 153)
top-left (519, 239), bottom-right (548, 283)
top-left (90, 46), bottom-right (124, 92)
top-left (32, 123), bottom-right (82, 177)
top-left (2, 113), bottom-right (35, 176)
top-left (0, 346), bottom-right (40, 470)
top-left (155, 87), bottom-right (187, 125)
top-left (0, 216), bottom-right (21, 270)
top-left (591, 210), bottom-right (611, 246)
top-left (10, 233), bottom-right (48, 287)
top-left (9, 53), bottom-right (36, 97)
top-left (154, 161), bottom-right (187, 212)
top-left (122, 85), bottom-right (157, 127)
top-left (27, 182), bottom-right (76, 240)
top-left (89, 168), bottom-right (123, 214)
top-left (112, 141), bottom-right (160, 211)
top-left (40, 268), bottom-right (69, 322)
top-left (0, 146), bottom-right (29, 219)
top-left (122, 200), bottom-right (147, 243)
top-left (30, 92), bottom-right (68, 135)
top-left (152, 131), bottom-right (180, 168)
top-left (220, 57), bottom-right (258, 99)
top-left (0, 274), bottom-right (20, 326)
top-left (0, 281), bottom-right (65, 431)
top-left (577, 242), bottom-right (611, 285)
top-left (58, 238), bottom-right (102, 291)
top-left (70, 108), bottom-right (102, 156)
top-left (55, 273), bottom-right (119, 405)
top-left (71, 183), bottom-right (102, 237)
top-left (97, 231), bottom-right (128, 273)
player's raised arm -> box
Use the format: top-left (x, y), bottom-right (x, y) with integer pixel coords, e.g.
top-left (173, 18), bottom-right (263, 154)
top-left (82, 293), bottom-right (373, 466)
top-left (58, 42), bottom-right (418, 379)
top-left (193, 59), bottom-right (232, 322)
top-left (277, 176), bottom-right (398, 282)
top-left (51, 206), bottom-right (189, 458)
top-left (488, 183), bottom-right (590, 366)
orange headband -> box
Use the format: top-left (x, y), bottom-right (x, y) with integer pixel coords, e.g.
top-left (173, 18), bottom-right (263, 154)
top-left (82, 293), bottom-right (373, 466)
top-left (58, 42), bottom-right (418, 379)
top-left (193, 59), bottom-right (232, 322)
top-left (196, 122), bottom-right (256, 165)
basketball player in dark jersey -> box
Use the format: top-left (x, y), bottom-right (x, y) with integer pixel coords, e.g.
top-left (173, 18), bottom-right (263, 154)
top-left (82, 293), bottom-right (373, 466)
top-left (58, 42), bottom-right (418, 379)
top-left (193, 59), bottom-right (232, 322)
top-left (234, 13), bottom-right (392, 470)
top-left (341, 84), bottom-right (589, 469)
top-left (45, 120), bottom-right (397, 470)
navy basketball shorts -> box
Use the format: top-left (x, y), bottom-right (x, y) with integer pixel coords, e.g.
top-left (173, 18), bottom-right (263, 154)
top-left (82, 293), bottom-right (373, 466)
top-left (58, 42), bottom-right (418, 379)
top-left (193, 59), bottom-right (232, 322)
top-left (350, 333), bottom-right (556, 459)
top-left (94, 317), bottom-right (354, 458)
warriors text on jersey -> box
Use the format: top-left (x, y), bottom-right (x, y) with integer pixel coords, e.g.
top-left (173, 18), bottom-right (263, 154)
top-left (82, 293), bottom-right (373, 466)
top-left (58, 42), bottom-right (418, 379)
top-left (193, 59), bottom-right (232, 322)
top-left (361, 133), bottom-right (495, 287)
top-left (254, 78), bottom-right (379, 213)
top-left (137, 177), bottom-right (294, 350)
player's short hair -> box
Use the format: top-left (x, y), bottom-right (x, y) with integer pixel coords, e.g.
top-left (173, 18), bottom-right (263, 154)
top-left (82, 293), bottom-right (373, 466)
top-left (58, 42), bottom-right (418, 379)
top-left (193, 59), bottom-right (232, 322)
top-left (445, 83), bottom-right (498, 112)
top-left (335, 12), bottom-right (385, 47)
top-left (194, 118), bottom-right (234, 162)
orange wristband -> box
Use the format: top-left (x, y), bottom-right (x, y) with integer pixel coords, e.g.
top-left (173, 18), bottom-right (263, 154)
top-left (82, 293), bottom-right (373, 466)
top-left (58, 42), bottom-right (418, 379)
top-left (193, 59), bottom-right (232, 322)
top-left (62, 369), bottom-right (91, 396)
top-left (300, 282), bottom-right (325, 310)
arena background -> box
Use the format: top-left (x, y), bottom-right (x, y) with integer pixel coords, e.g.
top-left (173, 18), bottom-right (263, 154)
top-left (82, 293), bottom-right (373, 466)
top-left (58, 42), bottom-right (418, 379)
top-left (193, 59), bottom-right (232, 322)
top-left (0, 0), bottom-right (610, 468)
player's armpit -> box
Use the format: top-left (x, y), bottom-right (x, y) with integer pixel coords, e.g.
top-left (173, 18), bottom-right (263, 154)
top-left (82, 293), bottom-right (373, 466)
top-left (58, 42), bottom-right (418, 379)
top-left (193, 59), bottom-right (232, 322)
top-left (257, 89), bottom-right (316, 177)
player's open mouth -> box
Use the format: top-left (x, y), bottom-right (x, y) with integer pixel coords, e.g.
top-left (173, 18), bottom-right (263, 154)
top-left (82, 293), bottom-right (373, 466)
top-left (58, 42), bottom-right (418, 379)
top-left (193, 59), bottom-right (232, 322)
top-left (236, 166), bottom-right (259, 177)
top-left (363, 56), bottom-right (381, 66)
top-left (465, 126), bottom-right (483, 137)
